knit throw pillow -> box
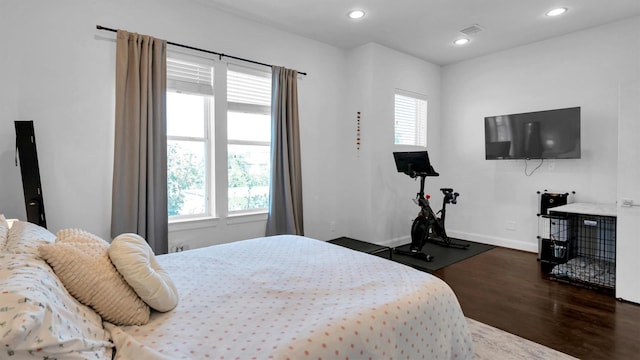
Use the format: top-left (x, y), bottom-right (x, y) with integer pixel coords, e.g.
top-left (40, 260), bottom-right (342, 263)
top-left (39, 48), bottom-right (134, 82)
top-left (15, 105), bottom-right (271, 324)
top-left (39, 232), bottom-right (150, 325)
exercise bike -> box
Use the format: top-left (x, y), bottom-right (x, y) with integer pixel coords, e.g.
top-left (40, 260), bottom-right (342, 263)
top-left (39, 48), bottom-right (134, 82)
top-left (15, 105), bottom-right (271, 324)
top-left (392, 151), bottom-right (469, 262)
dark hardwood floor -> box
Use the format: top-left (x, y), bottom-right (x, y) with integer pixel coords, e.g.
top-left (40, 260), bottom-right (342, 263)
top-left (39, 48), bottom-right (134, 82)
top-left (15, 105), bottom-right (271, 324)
top-left (433, 247), bottom-right (640, 360)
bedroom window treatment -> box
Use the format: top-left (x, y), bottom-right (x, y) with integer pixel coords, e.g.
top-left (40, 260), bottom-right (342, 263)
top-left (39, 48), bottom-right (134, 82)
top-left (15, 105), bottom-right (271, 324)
top-left (265, 67), bottom-right (304, 236)
top-left (111, 30), bottom-right (169, 254)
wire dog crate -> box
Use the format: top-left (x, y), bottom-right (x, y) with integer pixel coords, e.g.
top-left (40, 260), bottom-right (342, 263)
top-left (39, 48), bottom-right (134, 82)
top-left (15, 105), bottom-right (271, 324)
top-left (541, 213), bottom-right (616, 291)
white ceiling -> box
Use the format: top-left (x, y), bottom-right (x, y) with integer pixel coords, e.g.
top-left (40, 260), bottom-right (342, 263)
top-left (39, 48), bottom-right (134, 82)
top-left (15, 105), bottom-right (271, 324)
top-left (197, 0), bottom-right (640, 65)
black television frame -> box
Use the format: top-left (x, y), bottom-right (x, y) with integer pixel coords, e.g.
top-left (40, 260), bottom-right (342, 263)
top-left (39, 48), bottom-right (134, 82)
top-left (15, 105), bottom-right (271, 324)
top-left (484, 106), bottom-right (581, 160)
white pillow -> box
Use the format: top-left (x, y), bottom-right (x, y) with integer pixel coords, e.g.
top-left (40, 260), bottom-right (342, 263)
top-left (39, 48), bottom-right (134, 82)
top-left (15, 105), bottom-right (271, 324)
top-left (109, 233), bottom-right (179, 312)
top-left (0, 253), bottom-right (113, 358)
top-left (5, 220), bottom-right (55, 255)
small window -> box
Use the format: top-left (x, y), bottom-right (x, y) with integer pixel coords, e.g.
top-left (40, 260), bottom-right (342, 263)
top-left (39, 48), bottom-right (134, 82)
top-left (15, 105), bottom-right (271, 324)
top-left (394, 90), bottom-right (427, 147)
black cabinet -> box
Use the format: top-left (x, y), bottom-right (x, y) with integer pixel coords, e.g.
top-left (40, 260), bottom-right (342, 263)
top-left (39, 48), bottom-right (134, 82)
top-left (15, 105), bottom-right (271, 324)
top-left (540, 192), bottom-right (569, 215)
top-left (537, 191), bottom-right (572, 261)
top-left (539, 215), bottom-right (570, 271)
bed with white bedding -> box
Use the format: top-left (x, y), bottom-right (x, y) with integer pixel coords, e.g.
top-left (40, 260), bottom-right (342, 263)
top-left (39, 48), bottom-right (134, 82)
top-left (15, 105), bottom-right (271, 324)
top-left (108, 235), bottom-right (473, 359)
top-left (0, 216), bottom-right (473, 359)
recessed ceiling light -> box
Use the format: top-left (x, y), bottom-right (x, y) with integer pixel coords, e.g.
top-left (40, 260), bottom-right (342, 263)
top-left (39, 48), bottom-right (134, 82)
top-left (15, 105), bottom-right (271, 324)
top-left (454, 38), bottom-right (470, 46)
top-left (348, 10), bottom-right (365, 19)
top-left (546, 7), bottom-right (568, 17)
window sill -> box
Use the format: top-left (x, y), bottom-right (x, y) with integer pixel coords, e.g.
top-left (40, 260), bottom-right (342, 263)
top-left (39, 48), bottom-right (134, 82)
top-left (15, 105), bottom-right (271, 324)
top-left (393, 144), bottom-right (428, 150)
top-left (169, 216), bottom-right (219, 232)
top-left (227, 211), bottom-right (268, 225)
top-left (168, 212), bottom-right (268, 232)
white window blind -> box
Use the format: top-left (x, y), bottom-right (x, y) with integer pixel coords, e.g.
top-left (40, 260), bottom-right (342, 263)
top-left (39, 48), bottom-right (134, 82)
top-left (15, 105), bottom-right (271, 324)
top-left (167, 57), bottom-right (213, 95)
top-left (394, 91), bottom-right (427, 146)
top-left (228, 65), bottom-right (271, 108)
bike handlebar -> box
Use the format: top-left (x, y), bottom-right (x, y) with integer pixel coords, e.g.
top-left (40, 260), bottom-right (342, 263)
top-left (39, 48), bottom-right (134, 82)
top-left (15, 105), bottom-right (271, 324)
top-left (440, 188), bottom-right (460, 205)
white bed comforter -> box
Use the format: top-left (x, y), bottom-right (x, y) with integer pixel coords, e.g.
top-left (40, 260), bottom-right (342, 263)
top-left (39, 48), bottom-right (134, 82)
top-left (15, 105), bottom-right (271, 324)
top-left (107, 235), bottom-right (473, 359)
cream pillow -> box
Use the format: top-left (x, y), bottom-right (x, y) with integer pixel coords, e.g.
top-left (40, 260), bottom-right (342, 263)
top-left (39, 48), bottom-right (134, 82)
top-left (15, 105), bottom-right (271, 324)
top-left (56, 228), bottom-right (110, 244)
top-left (39, 236), bottom-right (150, 326)
top-left (109, 233), bottom-right (179, 312)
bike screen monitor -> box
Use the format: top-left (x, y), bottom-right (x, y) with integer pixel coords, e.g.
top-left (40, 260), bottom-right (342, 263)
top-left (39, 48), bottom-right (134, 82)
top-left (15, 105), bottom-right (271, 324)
top-left (393, 151), bottom-right (439, 177)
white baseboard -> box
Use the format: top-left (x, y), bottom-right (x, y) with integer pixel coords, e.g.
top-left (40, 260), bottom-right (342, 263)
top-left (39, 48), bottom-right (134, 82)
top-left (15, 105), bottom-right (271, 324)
top-left (447, 230), bottom-right (538, 253)
top-left (372, 232), bottom-right (537, 253)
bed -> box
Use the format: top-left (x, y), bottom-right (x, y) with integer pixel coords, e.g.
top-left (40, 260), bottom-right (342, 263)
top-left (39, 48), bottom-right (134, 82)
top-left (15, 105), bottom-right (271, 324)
top-left (0, 216), bottom-right (473, 359)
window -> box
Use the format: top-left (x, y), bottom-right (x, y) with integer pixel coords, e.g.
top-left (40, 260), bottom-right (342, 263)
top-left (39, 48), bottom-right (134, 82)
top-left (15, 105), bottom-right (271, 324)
top-left (227, 65), bottom-right (272, 212)
top-left (394, 90), bottom-right (427, 147)
top-left (167, 56), bottom-right (213, 218)
top-left (166, 54), bottom-right (271, 220)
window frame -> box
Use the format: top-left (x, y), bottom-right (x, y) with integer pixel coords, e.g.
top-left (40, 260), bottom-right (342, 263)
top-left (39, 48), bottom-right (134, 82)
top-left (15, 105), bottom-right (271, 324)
top-left (226, 64), bottom-right (273, 214)
top-left (166, 51), bottom-right (273, 224)
top-left (394, 89), bottom-right (428, 148)
top-left (166, 54), bottom-right (215, 221)
top-left (166, 90), bottom-right (214, 220)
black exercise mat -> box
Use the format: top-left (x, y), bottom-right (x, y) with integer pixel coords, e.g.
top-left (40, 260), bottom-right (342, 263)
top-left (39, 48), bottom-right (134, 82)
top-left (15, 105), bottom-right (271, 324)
top-left (392, 239), bottom-right (494, 272)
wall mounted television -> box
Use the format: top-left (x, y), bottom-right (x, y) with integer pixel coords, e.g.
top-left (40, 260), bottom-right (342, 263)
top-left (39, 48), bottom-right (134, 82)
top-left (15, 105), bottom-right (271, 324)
top-left (484, 107), bottom-right (581, 160)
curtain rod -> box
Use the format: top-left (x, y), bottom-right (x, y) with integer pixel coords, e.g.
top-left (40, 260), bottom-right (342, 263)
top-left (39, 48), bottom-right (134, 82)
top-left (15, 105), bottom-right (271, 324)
top-left (96, 25), bottom-right (307, 76)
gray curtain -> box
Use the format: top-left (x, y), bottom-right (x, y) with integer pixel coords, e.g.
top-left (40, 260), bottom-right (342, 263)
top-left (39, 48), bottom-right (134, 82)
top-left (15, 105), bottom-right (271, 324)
top-left (266, 67), bottom-right (304, 236)
top-left (111, 30), bottom-right (168, 254)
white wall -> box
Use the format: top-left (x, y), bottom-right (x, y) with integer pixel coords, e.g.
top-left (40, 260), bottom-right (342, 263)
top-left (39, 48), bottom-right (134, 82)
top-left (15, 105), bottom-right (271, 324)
top-left (341, 43), bottom-right (441, 246)
top-left (441, 17), bottom-right (640, 251)
top-left (0, 6), bottom-right (23, 218)
top-left (1, 0), bottom-right (117, 232)
top-left (616, 80), bottom-right (640, 304)
top-left (0, 0), bottom-right (345, 249)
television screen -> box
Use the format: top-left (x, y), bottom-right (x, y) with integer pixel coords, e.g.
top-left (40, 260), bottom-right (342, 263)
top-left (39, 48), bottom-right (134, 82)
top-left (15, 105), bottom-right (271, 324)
top-left (484, 107), bottom-right (581, 160)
